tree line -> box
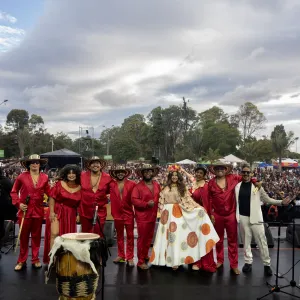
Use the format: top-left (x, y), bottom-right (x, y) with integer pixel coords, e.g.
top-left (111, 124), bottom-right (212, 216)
top-left (0, 101), bottom-right (298, 170)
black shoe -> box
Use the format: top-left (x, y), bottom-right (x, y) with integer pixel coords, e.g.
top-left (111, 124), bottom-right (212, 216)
top-left (264, 266), bottom-right (273, 276)
top-left (242, 263), bottom-right (252, 273)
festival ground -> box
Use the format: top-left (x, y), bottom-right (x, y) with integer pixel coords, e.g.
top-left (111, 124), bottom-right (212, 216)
top-left (1, 235), bottom-right (300, 300)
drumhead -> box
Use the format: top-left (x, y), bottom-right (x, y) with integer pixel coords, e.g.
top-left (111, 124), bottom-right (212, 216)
top-left (61, 233), bottom-right (100, 240)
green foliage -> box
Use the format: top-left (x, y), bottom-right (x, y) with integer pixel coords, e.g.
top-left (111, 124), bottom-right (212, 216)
top-left (271, 124), bottom-right (295, 171)
top-left (0, 102), bottom-right (295, 167)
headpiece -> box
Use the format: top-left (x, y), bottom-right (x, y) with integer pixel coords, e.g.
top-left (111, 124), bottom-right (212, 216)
top-left (167, 164), bottom-right (181, 173)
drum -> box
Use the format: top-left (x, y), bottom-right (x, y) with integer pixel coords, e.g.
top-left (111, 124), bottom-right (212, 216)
top-left (55, 233), bottom-right (102, 300)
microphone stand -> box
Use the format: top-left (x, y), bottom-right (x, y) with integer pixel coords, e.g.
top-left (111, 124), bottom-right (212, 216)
top-left (257, 220), bottom-right (300, 300)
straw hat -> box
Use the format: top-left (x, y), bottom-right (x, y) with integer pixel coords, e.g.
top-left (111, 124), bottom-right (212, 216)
top-left (136, 164), bottom-right (159, 178)
top-left (20, 154), bottom-right (48, 169)
top-left (84, 156), bottom-right (107, 170)
top-left (209, 162), bottom-right (233, 176)
top-left (109, 165), bottom-right (131, 180)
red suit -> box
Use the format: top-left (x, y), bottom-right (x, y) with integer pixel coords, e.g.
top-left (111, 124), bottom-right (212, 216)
top-left (11, 172), bottom-right (50, 264)
top-left (79, 171), bottom-right (112, 236)
top-left (43, 181), bottom-right (81, 264)
top-left (131, 181), bottom-right (160, 266)
top-left (191, 182), bottom-right (216, 272)
top-left (208, 174), bottom-right (242, 269)
top-left (109, 179), bottom-right (136, 260)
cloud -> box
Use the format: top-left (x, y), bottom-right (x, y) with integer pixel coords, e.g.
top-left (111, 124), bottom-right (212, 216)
top-left (0, 11), bottom-right (17, 24)
top-left (0, 25), bottom-right (25, 52)
top-left (0, 0), bottom-right (299, 148)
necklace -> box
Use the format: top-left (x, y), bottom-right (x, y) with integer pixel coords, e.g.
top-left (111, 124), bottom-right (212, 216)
top-left (91, 174), bottom-right (101, 188)
top-left (171, 184), bottom-right (177, 187)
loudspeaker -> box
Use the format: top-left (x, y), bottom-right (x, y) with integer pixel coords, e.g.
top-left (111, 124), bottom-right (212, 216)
top-left (1, 220), bottom-right (14, 244)
top-left (238, 223), bottom-right (274, 248)
top-left (286, 224), bottom-right (300, 248)
top-left (151, 221), bottom-right (159, 246)
top-left (103, 221), bottom-right (115, 247)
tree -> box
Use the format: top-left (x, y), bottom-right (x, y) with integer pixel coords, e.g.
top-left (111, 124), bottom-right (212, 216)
top-left (233, 102), bottom-right (266, 143)
top-left (6, 109), bottom-right (29, 131)
top-left (199, 106), bottom-right (229, 129)
top-left (271, 125), bottom-right (295, 171)
top-left (29, 114), bottom-right (44, 132)
top-left (203, 148), bottom-right (222, 163)
top-left (202, 122), bottom-right (241, 155)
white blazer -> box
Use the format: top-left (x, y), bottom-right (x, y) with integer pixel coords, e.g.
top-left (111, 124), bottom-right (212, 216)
top-left (235, 182), bottom-right (282, 225)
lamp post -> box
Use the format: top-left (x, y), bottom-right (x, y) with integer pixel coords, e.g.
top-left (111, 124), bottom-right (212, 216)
top-left (0, 99), bottom-right (8, 106)
top-left (103, 125), bottom-right (114, 155)
top-left (295, 137), bottom-right (299, 153)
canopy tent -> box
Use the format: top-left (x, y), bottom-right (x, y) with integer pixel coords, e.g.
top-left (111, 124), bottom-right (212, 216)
top-left (220, 154), bottom-right (245, 164)
top-left (176, 159), bottom-right (197, 165)
top-left (273, 158), bottom-right (298, 168)
top-left (40, 148), bottom-right (82, 169)
top-left (197, 160), bottom-right (211, 165)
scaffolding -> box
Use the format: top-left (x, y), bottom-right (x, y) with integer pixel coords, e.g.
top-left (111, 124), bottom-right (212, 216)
top-left (78, 127), bottom-right (95, 156)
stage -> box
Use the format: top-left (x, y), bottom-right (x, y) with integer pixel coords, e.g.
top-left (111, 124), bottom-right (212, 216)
top-left (1, 238), bottom-right (300, 300)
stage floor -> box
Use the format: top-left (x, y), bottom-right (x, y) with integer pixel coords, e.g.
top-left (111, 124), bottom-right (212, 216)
top-left (1, 239), bottom-right (300, 300)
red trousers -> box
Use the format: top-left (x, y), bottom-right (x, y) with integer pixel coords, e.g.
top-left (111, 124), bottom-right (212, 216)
top-left (80, 216), bottom-right (105, 237)
top-left (136, 221), bottom-right (156, 266)
top-left (193, 251), bottom-right (216, 272)
top-left (114, 219), bottom-right (134, 260)
top-left (17, 217), bottom-right (43, 264)
top-left (213, 212), bottom-right (238, 269)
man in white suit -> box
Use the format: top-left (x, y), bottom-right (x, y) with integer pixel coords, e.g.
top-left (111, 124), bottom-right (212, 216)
top-left (235, 164), bottom-right (290, 276)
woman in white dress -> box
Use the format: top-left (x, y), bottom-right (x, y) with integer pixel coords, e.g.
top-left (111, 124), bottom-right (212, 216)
top-left (149, 165), bottom-right (219, 270)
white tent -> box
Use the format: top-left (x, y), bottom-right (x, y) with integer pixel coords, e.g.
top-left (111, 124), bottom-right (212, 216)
top-left (220, 154), bottom-right (245, 164)
top-left (176, 159), bottom-right (197, 165)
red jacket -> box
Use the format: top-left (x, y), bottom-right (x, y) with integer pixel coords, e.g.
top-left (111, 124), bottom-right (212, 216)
top-left (131, 180), bottom-right (160, 223)
top-left (79, 171), bottom-right (112, 220)
top-left (208, 175), bottom-right (257, 216)
top-left (11, 171), bottom-right (50, 218)
top-left (109, 178), bottom-right (136, 223)
top-left (191, 182), bottom-right (210, 212)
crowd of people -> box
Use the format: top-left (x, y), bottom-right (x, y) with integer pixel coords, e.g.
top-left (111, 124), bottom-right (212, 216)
top-left (0, 154), bottom-right (297, 278)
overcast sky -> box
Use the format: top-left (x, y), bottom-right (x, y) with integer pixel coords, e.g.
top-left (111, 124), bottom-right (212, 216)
top-left (0, 0), bottom-right (299, 151)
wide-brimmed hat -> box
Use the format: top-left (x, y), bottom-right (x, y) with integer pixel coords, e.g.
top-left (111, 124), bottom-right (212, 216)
top-left (109, 165), bottom-right (132, 180)
top-left (209, 162), bottom-right (233, 176)
top-left (136, 164), bottom-right (159, 178)
top-left (85, 156), bottom-right (107, 170)
top-left (20, 154), bottom-right (48, 169)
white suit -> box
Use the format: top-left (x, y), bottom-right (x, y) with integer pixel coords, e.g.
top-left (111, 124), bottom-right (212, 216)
top-left (235, 183), bottom-right (282, 266)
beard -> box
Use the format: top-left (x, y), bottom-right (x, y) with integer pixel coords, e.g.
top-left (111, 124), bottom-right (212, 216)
top-left (143, 176), bottom-right (153, 182)
top-left (91, 169), bottom-right (100, 174)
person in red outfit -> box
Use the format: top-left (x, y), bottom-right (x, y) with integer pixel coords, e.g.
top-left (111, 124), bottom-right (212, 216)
top-left (11, 154), bottom-right (50, 271)
top-left (132, 164), bottom-right (160, 270)
top-left (43, 165), bottom-right (81, 264)
top-left (79, 157), bottom-right (112, 236)
top-left (208, 162), bottom-right (258, 275)
top-left (109, 166), bottom-right (136, 267)
top-left (182, 165), bottom-right (217, 272)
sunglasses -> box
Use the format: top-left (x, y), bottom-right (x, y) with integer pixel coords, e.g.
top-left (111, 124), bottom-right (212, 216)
top-left (215, 167), bottom-right (226, 171)
top-left (241, 171), bottom-right (251, 175)
top-left (30, 161), bottom-right (40, 165)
